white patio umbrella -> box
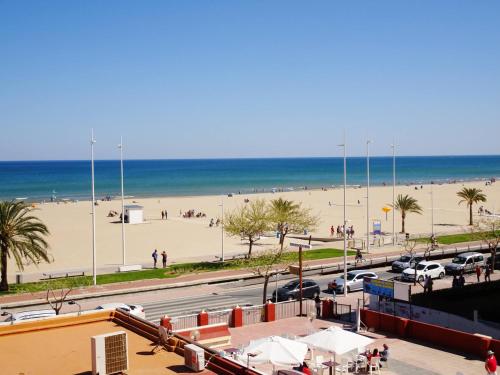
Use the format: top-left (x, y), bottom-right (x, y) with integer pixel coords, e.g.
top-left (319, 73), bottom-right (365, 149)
top-left (239, 335), bottom-right (308, 370)
top-left (299, 326), bottom-right (374, 374)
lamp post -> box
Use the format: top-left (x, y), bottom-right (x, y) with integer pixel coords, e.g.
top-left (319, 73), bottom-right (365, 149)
top-left (391, 142), bottom-right (396, 245)
top-left (366, 140), bottom-right (371, 254)
top-left (338, 135), bottom-right (348, 297)
top-left (118, 137), bottom-right (126, 266)
top-left (431, 184), bottom-right (434, 236)
top-left (90, 129), bottom-right (97, 286)
top-left (220, 195), bottom-right (224, 262)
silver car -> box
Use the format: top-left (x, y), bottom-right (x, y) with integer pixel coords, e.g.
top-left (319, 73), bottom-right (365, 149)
top-left (328, 270), bottom-right (378, 293)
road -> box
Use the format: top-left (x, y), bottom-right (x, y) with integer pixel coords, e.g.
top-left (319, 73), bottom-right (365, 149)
top-left (4, 256), bottom-right (468, 324)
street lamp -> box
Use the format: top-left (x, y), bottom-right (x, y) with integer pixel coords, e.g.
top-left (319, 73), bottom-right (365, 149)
top-left (366, 140), bottom-right (371, 254)
top-left (90, 129), bottom-right (97, 286)
top-left (220, 195), bottom-right (224, 263)
top-left (390, 142), bottom-right (396, 245)
top-left (431, 184), bottom-right (434, 236)
top-left (118, 137), bottom-right (126, 266)
top-left (68, 300), bottom-right (82, 316)
top-left (338, 134), bottom-right (348, 297)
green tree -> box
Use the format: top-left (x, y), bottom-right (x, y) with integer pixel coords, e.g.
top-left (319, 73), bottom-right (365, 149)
top-left (237, 248), bottom-right (298, 304)
top-left (472, 218), bottom-right (500, 274)
top-left (457, 187), bottom-right (487, 226)
top-left (393, 194), bottom-right (423, 234)
top-left (268, 198), bottom-right (319, 252)
top-left (0, 201), bottom-right (50, 291)
top-left (224, 199), bottom-right (270, 258)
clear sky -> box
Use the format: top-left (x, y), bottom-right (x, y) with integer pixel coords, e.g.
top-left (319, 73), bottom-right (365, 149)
top-left (1, 1), bottom-right (499, 160)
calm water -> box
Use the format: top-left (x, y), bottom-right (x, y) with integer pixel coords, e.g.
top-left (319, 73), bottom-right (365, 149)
top-left (0, 156), bottom-right (499, 201)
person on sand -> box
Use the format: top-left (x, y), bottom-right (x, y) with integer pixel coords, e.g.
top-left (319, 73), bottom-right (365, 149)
top-left (161, 251), bottom-right (167, 268)
top-left (152, 249), bottom-right (158, 268)
top-left (161, 211), bottom-right (165, 220)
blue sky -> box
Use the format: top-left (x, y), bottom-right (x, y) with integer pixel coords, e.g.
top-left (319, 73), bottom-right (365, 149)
top-left (1, 1), bottom-right (499, 160)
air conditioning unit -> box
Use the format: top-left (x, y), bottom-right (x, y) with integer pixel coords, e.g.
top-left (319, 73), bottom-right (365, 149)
top-left (91, 331), bottom-right (129, 375)
top-left (184, 344), bottom-right (205, 372)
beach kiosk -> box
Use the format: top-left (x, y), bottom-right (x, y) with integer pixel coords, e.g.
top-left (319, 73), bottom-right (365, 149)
top-left (124, 205), bottom-right (143, 224)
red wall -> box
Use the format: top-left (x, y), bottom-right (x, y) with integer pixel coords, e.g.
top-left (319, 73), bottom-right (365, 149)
top-left (361, 309), bottom-right (492, 358)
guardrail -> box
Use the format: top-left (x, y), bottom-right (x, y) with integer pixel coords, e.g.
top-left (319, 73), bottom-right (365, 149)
top-left (208, 309), bottom-right (233, 326)
top-left (275, 299), bottom-right (315, 320)
top-left (242, 305), bottom-right (265, 325)
top-left (170, 313), bottom-right (198, 331)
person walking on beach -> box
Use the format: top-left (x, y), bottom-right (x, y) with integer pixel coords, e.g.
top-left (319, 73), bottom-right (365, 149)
top-left (485, 350), bottom-right (497, 375)
top-left (152, 249), bottom-right (158, 268)
top-left (161, 251), bottom-right (168, 268)
top-left (330, 225), bottom-right (335, 237)
top-left (164, 210), bottom-right (168, 219)
top-left (161, 211), bottom-right (165, 220)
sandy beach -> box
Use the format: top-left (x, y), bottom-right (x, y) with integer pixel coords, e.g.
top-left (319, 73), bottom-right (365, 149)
top-left (7, 180), bottom-right (500, 281)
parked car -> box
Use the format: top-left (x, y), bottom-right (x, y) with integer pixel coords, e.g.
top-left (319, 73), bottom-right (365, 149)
top-left (391, 255), bottom-right (424, 273)
top-left (486, 255), bottom-right (500, 270)
top-left (328, 270), bottom-right (378, 294)
top-left (402, 261), bottom-right (445, 282)
top-left (271, 279), bottom-right (321, 302)
top-left (95, 303), bottom-right (146, 319)
top-left (2, 309), bottom-right (56, 322)
top-left (444, 252), bottom-right (485, 275)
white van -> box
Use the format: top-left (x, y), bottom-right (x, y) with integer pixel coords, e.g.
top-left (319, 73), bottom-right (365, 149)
top-left (3, 309), bottom-right (56, 322)
top-left (444, 252), bottom-right (485, 275)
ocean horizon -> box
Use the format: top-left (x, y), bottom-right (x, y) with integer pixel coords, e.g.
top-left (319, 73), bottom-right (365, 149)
top-left (1, 155), bottom-right (499, 201)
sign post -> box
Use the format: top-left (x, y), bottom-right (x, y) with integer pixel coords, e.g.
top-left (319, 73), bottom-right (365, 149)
top-left (289, 242), bottom-right (313, 316)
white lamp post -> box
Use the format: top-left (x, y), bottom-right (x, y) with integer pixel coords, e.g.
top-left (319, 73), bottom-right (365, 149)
top-left (366, 140), bottom-right (371, 253)
top-left (221, 195), bottom-right (224, 262)
top-left (118, 137), bottom-right (126, 266)
top-left (338, 134), bottom-right (348, 297)
top-left (391, 142), bottom-right (396, 245)
top-left (431, 184), bottom-right (434, 236)
top-left (90, 129), bottom-right (97, 286)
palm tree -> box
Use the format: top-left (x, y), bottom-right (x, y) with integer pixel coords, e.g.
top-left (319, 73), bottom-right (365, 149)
top-left (457, 187), bottom-right (487, 226)
top-left (393, 194), bottom-right (423, 234)
top-left (0, 201), bottom-right (50, 291)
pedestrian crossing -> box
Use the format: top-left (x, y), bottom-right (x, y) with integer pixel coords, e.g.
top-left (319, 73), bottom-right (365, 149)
top-left (143, 293), bottom-right (252, 324)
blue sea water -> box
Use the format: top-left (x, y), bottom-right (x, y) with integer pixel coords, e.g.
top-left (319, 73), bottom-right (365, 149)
top-left (0, 156), bottom-right (499, 201)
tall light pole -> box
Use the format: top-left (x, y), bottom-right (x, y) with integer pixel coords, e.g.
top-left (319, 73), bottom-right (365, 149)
top-left (221, 195), bottom-right (225, 262)
top-left (90, 129), bottom-right (97, 286)
top-left (338, 134), bottom-right (347, 297)
top-left (391, 142), bottom-right (396, 245)
top-left (118, 137), bottom-right (126, 266)
top-left (366, 140), bottom-right (371, 254)
top-left (431, 184), bottom-right (434, 236)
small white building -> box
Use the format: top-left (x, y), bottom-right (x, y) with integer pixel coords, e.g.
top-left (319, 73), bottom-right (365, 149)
top-left (124, 205), bottom-right (143, 224)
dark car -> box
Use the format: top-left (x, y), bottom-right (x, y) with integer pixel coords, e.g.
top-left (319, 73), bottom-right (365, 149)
top-left (271, 279), bottom-right (321, 302)
top-left (391, 255), bottom-right (424, 273)
top-left (487, 255), bottom-right (500, 270)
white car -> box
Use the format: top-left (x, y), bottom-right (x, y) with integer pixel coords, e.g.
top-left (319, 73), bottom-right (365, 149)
top-left (402, 261), bottom-right (445, 282)
top-left (95, 303), bottom-right (146, 319)
top-left (2, 309), bottom-right (56, 323)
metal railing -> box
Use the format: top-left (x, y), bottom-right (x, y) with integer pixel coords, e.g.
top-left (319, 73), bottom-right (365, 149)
top-left (334, 302), bottom-right (352, 322)
top-left (208, 309), bottom-right (233, 326)
top-left (170, 313), bottom-right (198, 331)
top-left (242, 304), bottom-right (265, 325)
top-left (275, 299), bottom-right (315, 320)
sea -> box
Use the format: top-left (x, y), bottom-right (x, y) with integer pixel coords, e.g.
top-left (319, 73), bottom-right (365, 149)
top-left (0, 156), bottom-right (499, 201)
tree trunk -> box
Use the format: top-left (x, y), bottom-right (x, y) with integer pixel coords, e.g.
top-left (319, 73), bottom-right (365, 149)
top-left (0, 246), bottom-right (8, 291)
top-left (401, 212), bottom-right (406, 233)
top-left (262, 274), bottom-right (270, 304)
top-left (469, 204), bottom-right (473, 226)
top-left (248, 238), bottom-right (254, 258)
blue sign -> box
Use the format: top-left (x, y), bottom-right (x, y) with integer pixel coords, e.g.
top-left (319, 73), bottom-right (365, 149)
top-left (373, 220), bottom-right (381, 235)
top-left (363, 278), bottom-right (394, 298)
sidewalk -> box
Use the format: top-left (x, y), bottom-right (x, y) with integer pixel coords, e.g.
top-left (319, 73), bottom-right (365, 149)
top-left (0, 240), bottom-right (490, 309)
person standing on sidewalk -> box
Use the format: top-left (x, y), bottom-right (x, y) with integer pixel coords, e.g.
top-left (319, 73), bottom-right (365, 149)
top-left (152, 249), bottom-right (158, 268)
top-left (314, 295), bottom-right (321, 318)
top-left (485, 350), bottom-right (497, 375)
top-left (476, 265), bottom-right (482, 283)
top-left (485, 265), bottom-right (492, 282)
top-left (161, 250), bottom-right (168, 268)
